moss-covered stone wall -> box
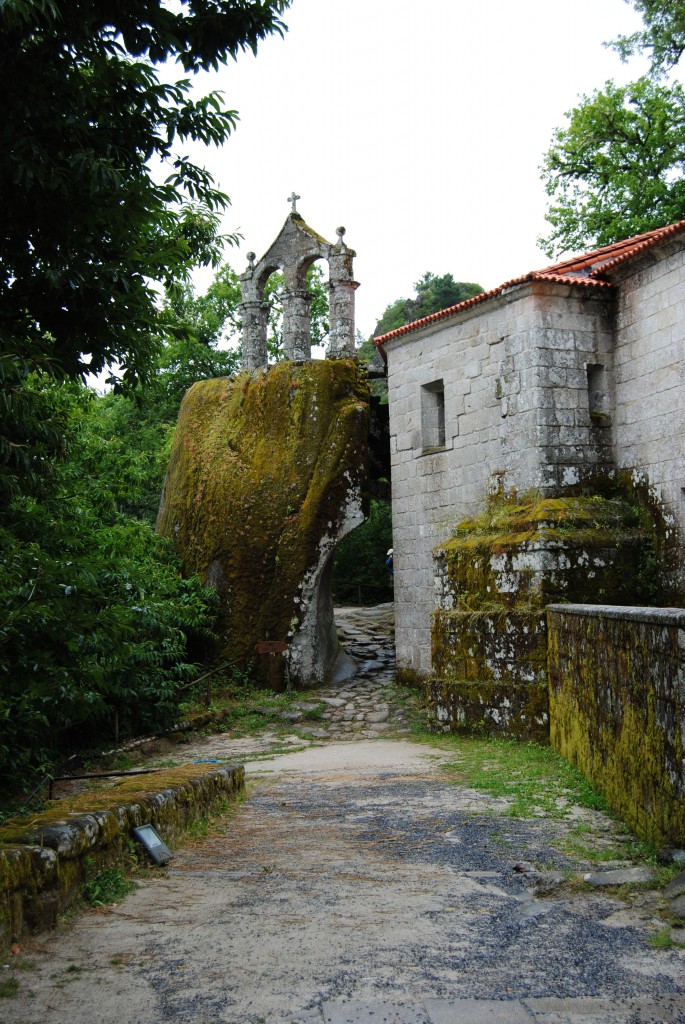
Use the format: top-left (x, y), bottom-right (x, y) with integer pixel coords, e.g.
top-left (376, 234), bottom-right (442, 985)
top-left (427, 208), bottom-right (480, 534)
top-left (548, 605), bottom-right (685, 847)
top-left (157, 360), bottom-right (370, 688)
top-left (429, 490), bottom-right (662, 740)
top-left (0, 764), bottom-right (244, 949)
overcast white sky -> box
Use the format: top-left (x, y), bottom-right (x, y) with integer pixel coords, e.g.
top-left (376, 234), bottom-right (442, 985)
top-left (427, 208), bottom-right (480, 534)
top-left (185, 0), bottom-right (648, 338)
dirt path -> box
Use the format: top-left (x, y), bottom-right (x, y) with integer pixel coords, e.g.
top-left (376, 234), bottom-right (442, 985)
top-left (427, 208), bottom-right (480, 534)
top-left (7, 739), bottom-right (685, 1024)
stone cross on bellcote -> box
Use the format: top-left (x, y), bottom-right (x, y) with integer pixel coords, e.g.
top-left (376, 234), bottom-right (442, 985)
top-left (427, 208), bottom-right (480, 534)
top-left (287, 192), bottom-right (301, 213)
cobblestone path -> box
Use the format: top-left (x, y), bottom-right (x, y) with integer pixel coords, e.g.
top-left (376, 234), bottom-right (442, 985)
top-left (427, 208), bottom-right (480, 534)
top-left (291, 603), bottom-right (413, 741)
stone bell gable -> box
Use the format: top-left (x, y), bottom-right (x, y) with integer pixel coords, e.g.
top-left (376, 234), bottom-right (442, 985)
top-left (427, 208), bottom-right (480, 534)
top-left (159, 199), bottom-right (368, 692)
top-left (239, 196), bottom-right (359, 369)
top-left (376, 219), bottom-right (685, 691)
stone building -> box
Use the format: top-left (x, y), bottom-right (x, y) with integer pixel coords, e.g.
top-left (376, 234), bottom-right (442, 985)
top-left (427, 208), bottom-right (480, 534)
top-left (375, 220), bottom-right (685, 684)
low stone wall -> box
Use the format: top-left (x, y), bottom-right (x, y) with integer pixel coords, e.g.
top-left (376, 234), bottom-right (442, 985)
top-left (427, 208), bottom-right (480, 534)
top-left (429, 493), bottom-right (656, 741)
top-left (548, 604), bottom-right (685, 847)
top-left (0, 764), bottom-right (244, 949)
top-left (425, 677), bottom-right (550, 741)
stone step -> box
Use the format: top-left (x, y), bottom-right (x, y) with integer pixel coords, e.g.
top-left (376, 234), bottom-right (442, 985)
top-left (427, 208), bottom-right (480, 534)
top-left (299, 994), bottom-right (685, 1024)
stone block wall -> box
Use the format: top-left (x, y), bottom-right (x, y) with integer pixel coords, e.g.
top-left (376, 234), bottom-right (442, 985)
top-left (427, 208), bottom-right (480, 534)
top-left (427, 493), bottom-right (654, 739)
top-left (612, 241), bottom-right (685, 557)
top-left (499, 287), bottom-right (615, 494)
top-left (548, 604), bottom-right (685, 847)
top-left (385, 282), bottom-right (615, 677)
top-left (386, 298), bottom-right (505, 676)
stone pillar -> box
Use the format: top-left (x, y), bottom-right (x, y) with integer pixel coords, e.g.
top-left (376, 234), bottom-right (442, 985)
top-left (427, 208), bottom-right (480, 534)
top-left (240, 299), bottom-right (269, 370)
top-left (327, 227), bottom-right (359, 360)
top-left (240, 253), bottom-right (268, 371)
top-left (282, 289), bottom-right (313, 361)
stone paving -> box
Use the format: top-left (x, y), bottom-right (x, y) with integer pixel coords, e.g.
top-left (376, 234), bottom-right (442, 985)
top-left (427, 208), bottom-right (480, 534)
top-left (290, 603), bottom-right (412, 742)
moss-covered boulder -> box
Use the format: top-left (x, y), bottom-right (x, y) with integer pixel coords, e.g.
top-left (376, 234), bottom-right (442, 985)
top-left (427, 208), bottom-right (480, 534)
top-left (157, 360), bottom-right (370, 688)
top-left (430, 491), bottom-right (661, 739)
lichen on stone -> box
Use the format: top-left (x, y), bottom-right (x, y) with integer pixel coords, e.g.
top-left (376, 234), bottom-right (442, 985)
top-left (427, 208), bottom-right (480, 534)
top-left (429, 482), bottom-right (670, 740)
top-left (0, 765), bottom-right (244, 949)
top-left (157, 359), bottom-right (370, 688)
top-left (548, 607), bottom-right (685, 846)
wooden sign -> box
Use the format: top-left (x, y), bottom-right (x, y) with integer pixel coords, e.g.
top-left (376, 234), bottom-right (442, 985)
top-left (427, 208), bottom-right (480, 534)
top-left (255, 640), bottom-right (289, 689)
top-left (255, 640), bottom-right (288, 655)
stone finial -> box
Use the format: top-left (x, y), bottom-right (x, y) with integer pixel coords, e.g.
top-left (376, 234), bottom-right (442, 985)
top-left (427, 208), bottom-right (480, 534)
top-left (246, 252), bottom-right (256, 270)
top-left (336, 226), bottom-right (346, 246)
top-left (287, 192), bottom-right (301, 213)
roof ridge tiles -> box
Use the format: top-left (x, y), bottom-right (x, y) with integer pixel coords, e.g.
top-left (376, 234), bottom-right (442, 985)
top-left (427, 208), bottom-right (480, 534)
top-left (542, 218), bottom-right (685, 276)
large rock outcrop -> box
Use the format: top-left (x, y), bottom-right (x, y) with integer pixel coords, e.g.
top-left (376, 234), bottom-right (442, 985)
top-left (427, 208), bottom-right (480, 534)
top-left (157, 360), bottom-right (370, 689)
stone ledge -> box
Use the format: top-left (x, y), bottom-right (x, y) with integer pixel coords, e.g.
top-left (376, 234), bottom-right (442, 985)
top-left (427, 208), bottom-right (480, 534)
top-left (547, 603), bottom-right (685, 626)
top-left (0, 763), bottom-right (244, 950)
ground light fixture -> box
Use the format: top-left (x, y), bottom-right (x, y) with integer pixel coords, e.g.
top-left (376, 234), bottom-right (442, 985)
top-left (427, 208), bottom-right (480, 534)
top-left (132, 824), bottom-right (173, 865)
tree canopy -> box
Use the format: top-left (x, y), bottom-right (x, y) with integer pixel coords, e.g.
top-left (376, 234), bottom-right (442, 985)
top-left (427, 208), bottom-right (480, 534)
top-left (610, 0), bottom-right (685, 71)
top-left (0, 0), bottom-right (291, 386)
top-left (0, 374), bottom-right (219, 787)
top-left (373, 272), bottom-right (483, 337)
top-left (540, 0), bottom-right (685, 256)
top-left (0, 2), bottom-right (294, 797)
top-left (540, 77), bottom-right (685, 256)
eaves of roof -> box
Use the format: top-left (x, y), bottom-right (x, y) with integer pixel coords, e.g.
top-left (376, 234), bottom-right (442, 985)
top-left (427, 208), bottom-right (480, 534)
top-left (374, 218), bottom-right (685, 357)
top-left (374, 270), bottom-right (612, 348)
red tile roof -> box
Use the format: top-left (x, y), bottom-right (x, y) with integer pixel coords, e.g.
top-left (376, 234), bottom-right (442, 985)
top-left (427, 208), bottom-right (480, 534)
top-left (374, 219), bottom-right (685, 353)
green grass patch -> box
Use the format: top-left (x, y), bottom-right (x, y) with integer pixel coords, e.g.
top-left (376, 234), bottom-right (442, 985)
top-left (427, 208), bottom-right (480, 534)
top-left (415, 733), bottom-right (608, 819)
top-left (300, 703), bottom-right (326, 722)
top-left (182, 787), bottom-right (249, 842)
top-left (239, 744), bottom-right (310, 763)
top-left (83, 867), bottom-right (135, 907)
top-left (0, 978), bottom-right (19, 998)
top-left (183, 799), bottom-right (231, 841)
top-left (180, 677), bottom-right (330, 738)
top-left (649, 926), bottom-right (685, 950)
top-left (561, 826), bottom-right (669, 869)
top-left (408, 731), bottom-right (682, 874)
top-left (562, 838), bottom-right (631, 862)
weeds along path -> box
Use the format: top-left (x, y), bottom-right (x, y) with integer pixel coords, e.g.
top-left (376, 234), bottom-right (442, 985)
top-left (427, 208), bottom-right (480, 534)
top-left (126, 601), bottom-right (417, 769)
top-left (8, 738), bottom-right (685, 1024)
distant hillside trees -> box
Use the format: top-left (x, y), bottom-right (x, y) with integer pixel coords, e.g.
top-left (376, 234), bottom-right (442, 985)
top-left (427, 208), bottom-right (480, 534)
top-left (373, 272), bottom-right (484, 337)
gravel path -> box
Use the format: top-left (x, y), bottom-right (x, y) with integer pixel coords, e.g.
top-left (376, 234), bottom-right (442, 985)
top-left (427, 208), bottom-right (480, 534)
top-left (9, 740), bottom-right (685, 1024)
top-left (6, 607), bottom-right (685, 1023)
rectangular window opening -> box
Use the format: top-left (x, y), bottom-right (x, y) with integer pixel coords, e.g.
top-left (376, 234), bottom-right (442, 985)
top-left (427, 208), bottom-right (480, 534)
top-left (421, 380), bottom-right (446, 450)
top-left (587, 363), bottom-right (611, 422)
